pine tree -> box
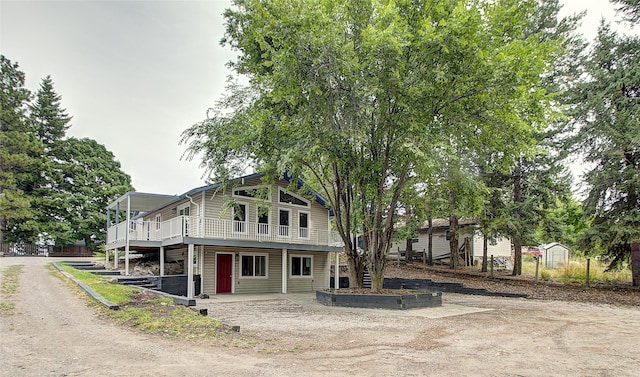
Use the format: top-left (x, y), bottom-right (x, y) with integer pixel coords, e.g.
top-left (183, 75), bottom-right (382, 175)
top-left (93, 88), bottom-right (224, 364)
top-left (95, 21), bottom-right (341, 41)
top-left (0, 55), bottom-right (43, 243)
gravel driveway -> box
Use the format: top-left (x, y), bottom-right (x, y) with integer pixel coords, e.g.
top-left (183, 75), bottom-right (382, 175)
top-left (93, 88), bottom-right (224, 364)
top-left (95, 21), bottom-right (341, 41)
top-left (2, 256), bottom-right (639, 376)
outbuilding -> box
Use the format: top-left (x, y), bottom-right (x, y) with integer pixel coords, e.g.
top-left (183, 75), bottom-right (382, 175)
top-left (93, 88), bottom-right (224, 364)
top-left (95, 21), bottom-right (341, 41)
top-left (540, 242), bottom-right (570, 268)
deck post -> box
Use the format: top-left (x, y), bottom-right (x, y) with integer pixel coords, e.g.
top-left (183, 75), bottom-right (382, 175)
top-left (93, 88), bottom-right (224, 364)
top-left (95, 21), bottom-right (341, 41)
top-left (159, 246), bottom-right (165, 277)
top-left (282, 248), bottom-right (288, 293)
top-left (114, 249), bottom-right (118, 269)
top-left (187, 243), bottom-right (194, 299)
top-left (335, 251), bottom-right (339, 290)
top-left (124, 195), bottom-right (131, 276)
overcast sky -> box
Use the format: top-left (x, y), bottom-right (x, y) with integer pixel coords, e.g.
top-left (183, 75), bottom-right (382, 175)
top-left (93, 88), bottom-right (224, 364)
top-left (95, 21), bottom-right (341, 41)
top-left (0, 0), bottom-right (636, 196)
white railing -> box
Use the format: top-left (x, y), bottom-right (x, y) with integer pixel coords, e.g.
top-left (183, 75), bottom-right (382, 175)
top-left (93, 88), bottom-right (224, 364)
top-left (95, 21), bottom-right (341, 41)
top-left (107, 215), bottom-right (344, 247)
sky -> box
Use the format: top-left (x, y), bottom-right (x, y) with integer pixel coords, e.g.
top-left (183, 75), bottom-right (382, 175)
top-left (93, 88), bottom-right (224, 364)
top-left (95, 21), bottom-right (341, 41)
top-left (0, 0), bottom-right (637, 196)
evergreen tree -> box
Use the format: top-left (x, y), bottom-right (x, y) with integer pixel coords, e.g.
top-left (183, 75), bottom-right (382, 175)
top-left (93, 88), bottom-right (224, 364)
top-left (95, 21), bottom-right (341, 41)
top-left (571, 22), bottom-right (640, 280)
top-left (29, 75), bottom-right (71, 146)
top-left (0, 55), bottom-right (43, 243)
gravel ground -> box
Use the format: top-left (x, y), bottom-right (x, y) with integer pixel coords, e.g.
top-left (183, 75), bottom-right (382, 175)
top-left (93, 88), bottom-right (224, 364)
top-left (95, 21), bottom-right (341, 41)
top-left (2, 257), bottom-right (640, 377)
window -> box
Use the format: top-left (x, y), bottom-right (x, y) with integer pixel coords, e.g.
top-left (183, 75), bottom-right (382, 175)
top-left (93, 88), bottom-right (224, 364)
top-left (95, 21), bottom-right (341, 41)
top-left (278, 208), bottom-right (291, 237)
top-left (233, 203), bottom-right (247, 233)
top-left (291, 255), bottom-right (312, 277)
top-left (155, 214), bottom-right (161, 230)
top-left (279, 188), bottom-right (309, 207)
top-left (257, 206), bottom-right (270, 235)
top-left (233, 186), bottom-right (270, 200)
top-left (240, 254), bottom-right (267, 278)
top-left (298, 211), bottom-right (309, 238)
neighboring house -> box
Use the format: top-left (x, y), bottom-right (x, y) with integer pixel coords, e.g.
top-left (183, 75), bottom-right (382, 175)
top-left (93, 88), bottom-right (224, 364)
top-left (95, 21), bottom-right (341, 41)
top-left (539, 242), bottom-right (570, 268)
top-left (105, 173), bottom-right (343, 298)
top-left (390, 218), bottom-right (511, 265)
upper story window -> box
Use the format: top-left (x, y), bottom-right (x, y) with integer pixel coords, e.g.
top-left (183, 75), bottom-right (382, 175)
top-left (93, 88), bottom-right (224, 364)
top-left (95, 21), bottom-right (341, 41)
top-left (155, 214), bottom-right (161, 230)
top-left (279, 188), bottom-right (309, 207)
top-left (233, 186), bottom-right (270, 201)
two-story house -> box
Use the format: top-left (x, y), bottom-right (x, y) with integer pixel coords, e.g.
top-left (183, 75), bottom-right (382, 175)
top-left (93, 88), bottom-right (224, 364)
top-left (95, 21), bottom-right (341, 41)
top-left (105, 173), bottom-right (343, 298)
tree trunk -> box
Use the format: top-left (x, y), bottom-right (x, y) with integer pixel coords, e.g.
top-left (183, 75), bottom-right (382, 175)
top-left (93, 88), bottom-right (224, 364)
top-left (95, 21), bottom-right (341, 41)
top-left (512, 237), bottom-right (523, 276)
top-left (512, 161), bottom-right (523, 276)
top-left (346, 253), bottom-right (364, 289)
top-left (632, 242), bottom-right (640, 287)
top-left (481, 233), bottom-right (488, 272)
top-left (405, 237), bottom-right (413, 264)
top-left (427, 215), bottom-right (433, 265)
top-left (449, 215), bottom-right (458, 269)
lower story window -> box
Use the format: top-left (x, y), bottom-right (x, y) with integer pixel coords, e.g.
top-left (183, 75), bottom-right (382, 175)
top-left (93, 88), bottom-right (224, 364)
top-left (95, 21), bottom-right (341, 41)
top-left (241, 254), bottom-right (267, 277)
top-left (291, 255), bottom-right (312, 277)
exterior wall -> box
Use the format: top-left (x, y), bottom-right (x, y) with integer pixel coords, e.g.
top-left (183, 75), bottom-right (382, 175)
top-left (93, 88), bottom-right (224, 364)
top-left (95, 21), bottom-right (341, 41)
top-left (471, 235), bottom-right (512, 260)
top-left (200, 246), bottom-right (330, 295)
top-left (286, 250), bottom-right (329, 293)
top-left (391, 226), bottom-right (511, 261)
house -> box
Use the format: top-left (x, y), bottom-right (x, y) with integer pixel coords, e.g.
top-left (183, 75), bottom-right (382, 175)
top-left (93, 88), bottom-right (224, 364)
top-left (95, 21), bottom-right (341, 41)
top-left (105, 173), bottom-right (343, 298)
top-left (390, 218), bottom-right (511, 265)
top-left (539, 242), bottom-right (570, 268)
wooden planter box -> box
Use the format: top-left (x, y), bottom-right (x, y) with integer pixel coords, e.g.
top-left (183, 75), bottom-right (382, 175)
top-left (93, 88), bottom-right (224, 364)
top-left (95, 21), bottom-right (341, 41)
top-left (316, 290), bottom-right (442, 310)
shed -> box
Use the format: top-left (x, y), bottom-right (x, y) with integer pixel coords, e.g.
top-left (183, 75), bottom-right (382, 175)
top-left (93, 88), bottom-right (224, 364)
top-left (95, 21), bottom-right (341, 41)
top-left (540, 243), bottom-right (570, 268)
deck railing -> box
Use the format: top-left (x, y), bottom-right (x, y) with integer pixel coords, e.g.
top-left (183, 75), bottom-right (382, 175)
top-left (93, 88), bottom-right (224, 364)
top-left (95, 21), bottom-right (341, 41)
top-left (107, 215), bottom-right (343, 247)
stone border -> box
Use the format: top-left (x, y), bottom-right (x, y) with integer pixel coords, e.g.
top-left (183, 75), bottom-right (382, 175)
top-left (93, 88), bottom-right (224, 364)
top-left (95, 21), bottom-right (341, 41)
top-left (52, 262), bottom-right (119, 310)
top-left (316, 290), bottom-right (442, 310)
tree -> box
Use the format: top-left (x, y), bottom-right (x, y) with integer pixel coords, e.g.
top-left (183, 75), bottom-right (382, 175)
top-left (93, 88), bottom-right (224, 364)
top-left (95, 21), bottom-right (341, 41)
top-left (611, 0), bottom-right (640, 23)
top-left (571, 21), bottom-right (640, 283)
top-left (29, 76), bottom-right (71, 146)
top-left (0, 55), bottom-right (42, 243)
top-left (182, 0), bottom-right (559, 292)
top-left (52, 137), bottom-right (133, 248)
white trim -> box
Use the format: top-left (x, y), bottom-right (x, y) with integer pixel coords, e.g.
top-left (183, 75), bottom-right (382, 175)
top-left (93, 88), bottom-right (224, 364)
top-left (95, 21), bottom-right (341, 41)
top-left (282, 249), bottom-right (288, 293)
top-left (214, 252), bottom-right (235, 294)
top-left (278, 187), bottom-right (310, 208)
top-left (239, 252), bottom-right (269, 279)
top-left (289, 254), bottom-right (313, 278)
top-left (177, 202), bottom-right (190, 215)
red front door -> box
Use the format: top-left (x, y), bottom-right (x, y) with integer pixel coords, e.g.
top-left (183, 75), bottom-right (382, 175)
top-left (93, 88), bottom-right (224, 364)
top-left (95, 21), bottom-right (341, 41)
top-left (216, 254), bottom-right (233, 293)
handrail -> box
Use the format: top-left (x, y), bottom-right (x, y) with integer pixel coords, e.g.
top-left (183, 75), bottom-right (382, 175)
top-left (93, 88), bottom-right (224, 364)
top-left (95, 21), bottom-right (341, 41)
top-left (106, 215), bottom-right (344, 247)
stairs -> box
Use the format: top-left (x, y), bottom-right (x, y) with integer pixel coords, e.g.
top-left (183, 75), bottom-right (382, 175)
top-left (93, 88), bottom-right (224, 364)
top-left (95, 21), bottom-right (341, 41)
top-left (116, 276), bottom-right (158, 289)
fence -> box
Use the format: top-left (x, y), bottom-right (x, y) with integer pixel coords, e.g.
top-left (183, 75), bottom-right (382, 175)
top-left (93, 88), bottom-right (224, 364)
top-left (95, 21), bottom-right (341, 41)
top-left (0, 243), bottom-right (92, 257)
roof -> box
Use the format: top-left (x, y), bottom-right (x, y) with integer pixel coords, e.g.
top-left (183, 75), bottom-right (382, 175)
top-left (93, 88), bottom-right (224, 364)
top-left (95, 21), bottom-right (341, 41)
top-left (106, 172), bottom-right (333, 214)
top-left (540, 242), bottom-right (570, 251)
top-left (106, 192), bottom-right (180, 212)
top-left (418, 218), bottom-right (478, 231)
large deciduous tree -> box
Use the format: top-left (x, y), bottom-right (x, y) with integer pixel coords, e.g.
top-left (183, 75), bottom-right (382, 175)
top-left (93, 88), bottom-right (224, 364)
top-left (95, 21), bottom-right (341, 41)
top-left (183, 0), bottom-right (558, 291)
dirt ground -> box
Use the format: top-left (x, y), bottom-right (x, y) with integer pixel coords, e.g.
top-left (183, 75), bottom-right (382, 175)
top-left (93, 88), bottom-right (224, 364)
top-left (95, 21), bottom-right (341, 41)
top-left (2, 257), bottom-right (639, 377)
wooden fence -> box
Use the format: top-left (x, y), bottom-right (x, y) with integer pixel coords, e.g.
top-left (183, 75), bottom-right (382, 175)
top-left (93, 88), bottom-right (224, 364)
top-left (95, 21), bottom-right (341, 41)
top-left (0, 243), bottom-right (92, 257)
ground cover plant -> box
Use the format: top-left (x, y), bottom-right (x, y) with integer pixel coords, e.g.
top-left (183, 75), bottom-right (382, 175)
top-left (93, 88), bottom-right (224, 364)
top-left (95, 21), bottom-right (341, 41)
top-left (0, 264), bottom-right (23, 316)
top-left (55, 263), bottom-right (236, 343)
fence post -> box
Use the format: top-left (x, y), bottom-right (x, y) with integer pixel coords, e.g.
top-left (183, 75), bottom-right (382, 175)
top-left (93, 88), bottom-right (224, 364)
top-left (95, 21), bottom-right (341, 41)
top-left (490, 255), bottom-right (494, 278)
top-left (586, 258), bottom-right (590, 288)
top-left (534, 256), bottom-right (540, 284)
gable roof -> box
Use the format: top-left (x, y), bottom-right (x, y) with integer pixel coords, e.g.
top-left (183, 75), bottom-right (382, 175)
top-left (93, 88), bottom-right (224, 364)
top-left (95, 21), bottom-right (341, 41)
top-left (108, 172), bottom-right (333, 216)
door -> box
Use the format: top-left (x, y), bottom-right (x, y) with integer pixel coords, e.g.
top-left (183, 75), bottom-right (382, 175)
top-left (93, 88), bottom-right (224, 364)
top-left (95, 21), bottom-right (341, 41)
top-left (216, 254), bottom-right (233, 293)
top-left (179, 205), bottom-right (190, 236)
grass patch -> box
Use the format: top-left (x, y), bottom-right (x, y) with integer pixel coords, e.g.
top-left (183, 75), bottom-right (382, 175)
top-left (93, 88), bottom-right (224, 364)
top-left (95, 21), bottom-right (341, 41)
top-left (1, 264), bottom-right (24, 317)
top-left (56, 263), bottom-right (234, 344)
top-left (57, 263), bottom-right (136, 304)
top-left (522, 257), bottom-right (632, 285)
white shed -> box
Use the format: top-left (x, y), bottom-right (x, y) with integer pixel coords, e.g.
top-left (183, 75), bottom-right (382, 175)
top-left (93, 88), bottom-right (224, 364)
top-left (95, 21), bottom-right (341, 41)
top-left (540, 242), bottom-right (570, 268)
